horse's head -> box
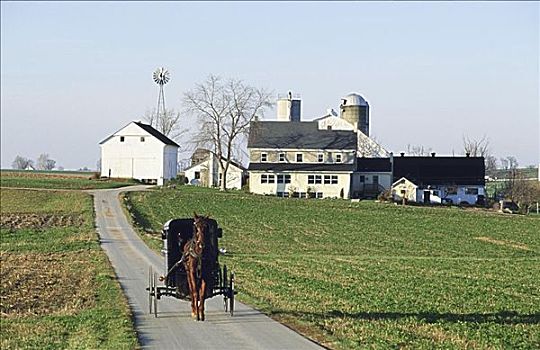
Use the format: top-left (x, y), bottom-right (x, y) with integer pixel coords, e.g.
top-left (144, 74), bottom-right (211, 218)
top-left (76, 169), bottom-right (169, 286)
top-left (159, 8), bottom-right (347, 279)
top-left (193, 212), bottom-right (209, 251)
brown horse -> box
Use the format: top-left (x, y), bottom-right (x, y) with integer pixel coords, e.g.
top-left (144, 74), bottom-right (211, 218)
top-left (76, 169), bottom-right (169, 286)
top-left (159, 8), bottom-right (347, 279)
top-left (183, 213), bottom-right (209, 321)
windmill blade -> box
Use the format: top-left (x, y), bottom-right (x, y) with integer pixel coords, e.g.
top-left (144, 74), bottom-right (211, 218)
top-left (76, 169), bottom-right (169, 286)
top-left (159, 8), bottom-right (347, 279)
top-left (153, 67), bottom-right (170, 85)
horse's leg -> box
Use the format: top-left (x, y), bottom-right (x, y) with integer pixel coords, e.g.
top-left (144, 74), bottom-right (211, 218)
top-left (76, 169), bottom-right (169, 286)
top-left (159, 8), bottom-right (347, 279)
top-left (195, 286), bottom-right (200, 321)
top-left (186, 260), bottom-right (197, 319)
top-left (198, 278), bottom-right (206, 321)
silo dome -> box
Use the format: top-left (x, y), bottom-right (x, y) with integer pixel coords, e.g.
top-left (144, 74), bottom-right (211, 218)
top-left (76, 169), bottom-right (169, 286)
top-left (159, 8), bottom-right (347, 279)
top-left (343, 93), bottom-right (368, 107)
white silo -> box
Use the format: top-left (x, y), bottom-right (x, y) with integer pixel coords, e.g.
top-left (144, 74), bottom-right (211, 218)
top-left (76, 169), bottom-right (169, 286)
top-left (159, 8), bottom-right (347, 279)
top-left (276, 91), bottom-right (301, 122)
top-left (340, 93), bottom-right (370, 136)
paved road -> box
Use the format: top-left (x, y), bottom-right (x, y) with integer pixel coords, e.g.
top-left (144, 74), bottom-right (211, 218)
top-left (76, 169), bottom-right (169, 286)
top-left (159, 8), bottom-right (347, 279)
top-left (90, 186), bottom-right (324, 350)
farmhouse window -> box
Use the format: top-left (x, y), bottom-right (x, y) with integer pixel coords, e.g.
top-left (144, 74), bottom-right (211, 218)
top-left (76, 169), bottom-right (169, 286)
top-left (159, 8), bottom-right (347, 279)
top-left (335, 153), bottom-right (342, 163)
top-left (318, 153), bottom-right (324, 162)
top-left (360, 175), bottom-right (365, 182)
top-left (279, 153), bottom-right (286, 162)
top-left (261, 174), bottom-right (275, 184)
top-left (465, 187), bottom-right (478, 195)
top-left (296, 153), bottom-right (303, 162)
top-left (261, 153), bottom-right (268, 162)
top-left (315, 192), bottom-right (324, 198)
top-left (140, 137), bottom-right (145, 142)
top-left (120, 136), bottom-right (125, 142)
top-left (194, 171), bottom-right (200, 179)
top-left (324, 175), bottom-right (338, 184)
top-left (277, 192), bottom-right (289, 198)
top-left (308, 175), bottom-right (322, 184)
top-left (218, 173), bottom-right (222, 186)
top-left (277, 174), bottom-right (291, 184)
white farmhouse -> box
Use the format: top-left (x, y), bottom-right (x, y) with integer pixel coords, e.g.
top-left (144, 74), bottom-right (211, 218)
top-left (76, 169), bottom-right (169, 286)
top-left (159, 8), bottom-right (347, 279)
top-left (184, 148), bottom-right (246, 190)
top-left (99, 121), bottom-right (179, 185)
top-left (246, 91), bottom-right (485, 201)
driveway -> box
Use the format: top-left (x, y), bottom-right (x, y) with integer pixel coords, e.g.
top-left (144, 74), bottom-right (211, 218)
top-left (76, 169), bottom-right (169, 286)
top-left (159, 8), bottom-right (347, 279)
top-left (90, 186), bottom-right (324, 349)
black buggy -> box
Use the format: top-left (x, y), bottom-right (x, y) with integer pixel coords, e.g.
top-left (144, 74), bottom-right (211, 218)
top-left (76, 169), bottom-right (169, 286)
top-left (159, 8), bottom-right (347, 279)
top-left (147, 218), bottom-right (236, 317)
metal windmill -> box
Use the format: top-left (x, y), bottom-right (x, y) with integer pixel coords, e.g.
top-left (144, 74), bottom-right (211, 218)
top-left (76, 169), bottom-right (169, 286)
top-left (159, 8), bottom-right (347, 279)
top-left (153, 67), bottom-right (170, 129)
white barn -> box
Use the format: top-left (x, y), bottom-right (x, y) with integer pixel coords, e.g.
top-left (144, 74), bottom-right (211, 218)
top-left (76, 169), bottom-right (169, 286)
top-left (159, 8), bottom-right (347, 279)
top-left (99, 121), bottom-right (179, 185)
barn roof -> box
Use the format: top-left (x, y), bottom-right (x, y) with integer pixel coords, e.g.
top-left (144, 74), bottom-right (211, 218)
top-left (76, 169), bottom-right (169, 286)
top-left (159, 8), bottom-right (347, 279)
top-left (248, 121), bottom-right (357, 150)
top-left (248, 163), bottom-right (355, 172)
top-left (133, 122), bottom-right (179, 147)
top-left (356, 157), bottom-right (391, 172)
top-left (99, 121), bottom-right (179, 147)
top-left (392, 156), bottom-right (485, 186)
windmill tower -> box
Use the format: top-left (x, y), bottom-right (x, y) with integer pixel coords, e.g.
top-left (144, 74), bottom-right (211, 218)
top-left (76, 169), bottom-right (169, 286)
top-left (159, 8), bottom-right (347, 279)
top-left (152, 67), bottom-right (170, 130)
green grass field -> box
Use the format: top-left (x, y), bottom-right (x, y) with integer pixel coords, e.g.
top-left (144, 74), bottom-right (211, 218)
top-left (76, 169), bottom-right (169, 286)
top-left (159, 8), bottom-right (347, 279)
top-left (1, 188), bottom-right (138, 349)
top-left (125, 186), bottom-right (540, 349)
top-left (0, 170), bottom-right (136, 190)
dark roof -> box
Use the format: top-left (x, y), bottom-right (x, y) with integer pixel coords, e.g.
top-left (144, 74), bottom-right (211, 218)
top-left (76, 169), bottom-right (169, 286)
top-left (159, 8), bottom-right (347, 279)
top-left (134, 122), bottom-right (179, 147)
top-left (393, 156), bottom-right (485, 185)
top-left (248, 121), bottom-right (357, 150)
top-left (357, 157), bottom-right (391, 172)
top-left (248, 162), bottom-right (355, 172)
top-left (186, 148), bottom-right (246, 171)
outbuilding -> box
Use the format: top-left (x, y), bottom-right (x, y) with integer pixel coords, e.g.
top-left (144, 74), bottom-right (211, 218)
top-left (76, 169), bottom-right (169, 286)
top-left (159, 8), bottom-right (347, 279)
top-left (99, 121), bottom-right (179, 185)
top-left (184, 148), bottom-right (246, 190)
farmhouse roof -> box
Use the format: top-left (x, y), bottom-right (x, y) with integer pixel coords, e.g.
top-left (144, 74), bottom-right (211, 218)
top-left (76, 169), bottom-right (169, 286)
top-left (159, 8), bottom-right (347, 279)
top-left (99, 121), bottom-right (179, 147)
top-left (248, 162), bottom-right (355, 172)
top-left (248, 121), bottom-right (357, 150)
top-left (393, 156), bottom-right (485, 186)
top-left (185, 149), bottom-right (246, 172)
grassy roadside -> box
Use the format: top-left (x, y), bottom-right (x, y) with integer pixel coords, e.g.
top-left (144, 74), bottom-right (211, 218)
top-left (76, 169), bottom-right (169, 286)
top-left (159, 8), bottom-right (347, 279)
top-left (1, 188), bottom-right (138, 349)
top-left (124, 186), bottom-right (540, 349)
top-left (0, 170), bottom-right (136, 190)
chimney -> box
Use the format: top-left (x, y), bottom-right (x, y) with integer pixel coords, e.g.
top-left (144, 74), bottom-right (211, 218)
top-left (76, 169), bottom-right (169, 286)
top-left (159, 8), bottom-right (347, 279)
top-left (466, 152), bottom-right (470, 157)
top-left (400, 152), bottom-right (405, 157)
top-left (431, 152), bottom-right (436, 157)
top-left (276, 91), bottom-right (301, 122)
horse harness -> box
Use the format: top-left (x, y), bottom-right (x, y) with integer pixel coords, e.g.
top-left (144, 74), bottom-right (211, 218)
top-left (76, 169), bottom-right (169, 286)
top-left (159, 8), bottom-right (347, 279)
top-left (162, 224), bottom-right (205, 281)
top-left (184, 238), bottom-right (204, 279)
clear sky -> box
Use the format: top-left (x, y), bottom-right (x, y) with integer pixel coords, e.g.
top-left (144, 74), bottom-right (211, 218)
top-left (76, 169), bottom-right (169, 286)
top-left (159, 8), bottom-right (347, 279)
top-left (1, 1), bottom-right (538, 169)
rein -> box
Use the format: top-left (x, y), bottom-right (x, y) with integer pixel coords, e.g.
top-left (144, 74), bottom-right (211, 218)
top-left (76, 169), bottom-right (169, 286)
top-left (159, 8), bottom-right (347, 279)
top-left (160, 221), bottom-right (206, 282)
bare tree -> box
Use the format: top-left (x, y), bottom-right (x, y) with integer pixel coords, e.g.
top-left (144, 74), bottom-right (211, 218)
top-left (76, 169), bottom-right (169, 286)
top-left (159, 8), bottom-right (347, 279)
top-left (183, 75), bottom-right (272, 190)
top-left (497, 155), bottom-right (521, 201)
top-left (143, 108), bottom-right (186, 142)
top-left (12, 155), bottom-right (33, 170)
top-left (36, 153), bottom-right (56, 170)
top-left (463, 135), bottom-right (490, 157)
top-left (406, 144), bottom-right (432, 156)
top-left (502, 169), bottom-right (540, 210)
top-left (485, 155), bottom-right (498, 177)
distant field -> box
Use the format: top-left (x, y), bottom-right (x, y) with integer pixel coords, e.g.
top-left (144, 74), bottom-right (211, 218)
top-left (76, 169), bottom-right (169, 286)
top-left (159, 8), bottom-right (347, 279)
top-left (490, 167), bottom-right (538, 180)
top-left (125, 186), bottom-right (540, 349)
top-left (0, 170), bottom-right (136, 189)
top-left (0, 188), bottom-right (138, 349)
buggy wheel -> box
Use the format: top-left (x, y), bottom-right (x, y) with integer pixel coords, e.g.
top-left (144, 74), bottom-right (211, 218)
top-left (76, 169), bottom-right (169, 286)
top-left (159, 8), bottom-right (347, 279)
top-left (152, 271), bottom-right (158, 318)
top-left (223, 265), bottom-right (228, 312)
top-left (148, 266), bottom-right (153, 314)
top-left (229, 272), bottom-right (235, 317)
